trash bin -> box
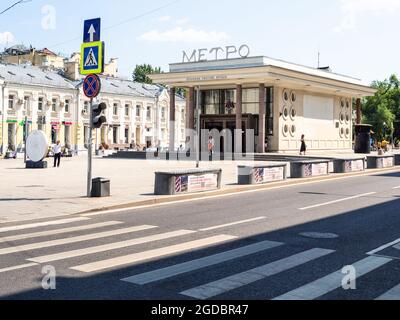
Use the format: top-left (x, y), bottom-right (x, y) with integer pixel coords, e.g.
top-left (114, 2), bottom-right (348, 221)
top-left (355, 124), bottom-right (372, 154)
top-left (91, 177), bottom-right (110, 197)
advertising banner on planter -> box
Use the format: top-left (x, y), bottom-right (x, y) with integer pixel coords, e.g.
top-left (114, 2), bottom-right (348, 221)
top-left (351, 160), bottom-right (365, 172)
top-left (175, 174), bottom-right (219, 193)
top-left (382, 157), bottom-right (394, 168)
top-left (311, 163), bottom-right (328, 176)
top-left (253, 167), bottom-right (284, 184)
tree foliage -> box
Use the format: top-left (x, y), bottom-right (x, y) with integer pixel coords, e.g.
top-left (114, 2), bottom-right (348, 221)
top-left (132, 64), bottom-right (162, 84)
top-left (363, 74), bottom-right (400, 141)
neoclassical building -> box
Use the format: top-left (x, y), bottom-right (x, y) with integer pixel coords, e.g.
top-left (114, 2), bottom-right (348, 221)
top-left (0, 63), bottom-right (186, 155)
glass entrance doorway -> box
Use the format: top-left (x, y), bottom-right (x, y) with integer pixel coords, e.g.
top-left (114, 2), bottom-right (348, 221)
top-left (202, 116), bottom-right (252, 154)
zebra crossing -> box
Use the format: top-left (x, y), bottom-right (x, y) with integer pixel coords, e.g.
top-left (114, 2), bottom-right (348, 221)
top-left (1, 215), bottom-right (400, 300)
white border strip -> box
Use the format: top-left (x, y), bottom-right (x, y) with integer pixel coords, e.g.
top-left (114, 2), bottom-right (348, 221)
top-left (299, 192), bottom-right (377, 211)
top-left (367, 238), bottom-right (400, 256)
top-left (199, 217), bottom-right (266, 232)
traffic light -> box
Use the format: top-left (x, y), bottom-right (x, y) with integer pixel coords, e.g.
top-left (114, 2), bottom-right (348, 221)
top-left (91, 102), bottom-right (107, 129)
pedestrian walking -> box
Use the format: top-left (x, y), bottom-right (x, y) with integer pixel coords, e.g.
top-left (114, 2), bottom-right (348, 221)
top-left (300, 134), bottom-right (307, 156)
top-left (53, 140), bottom-right (62, 168)
top-left (208, 136), bottom-right (215, 161)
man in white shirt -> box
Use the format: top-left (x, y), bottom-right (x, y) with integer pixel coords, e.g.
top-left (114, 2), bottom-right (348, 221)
top-left (52, 141), bottom-right (62, 168)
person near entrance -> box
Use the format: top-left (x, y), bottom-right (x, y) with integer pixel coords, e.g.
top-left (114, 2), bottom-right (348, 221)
top-left (53, 141), bottom-right (62, 167)
top-left (208, 136), bottom-right (215, 161)
top-left (300, 135), bottom-right (307, 156)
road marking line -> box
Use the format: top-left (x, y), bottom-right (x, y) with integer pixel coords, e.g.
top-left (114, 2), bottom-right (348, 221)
top-left (393, 186), bottom-right (400, 190)
top-left (376, 284), bottom-right (400, 300)
top-left (0, 263), bottom-right (39, 274)
top-left (122, 240), bottom-right (283, 285)
top-left (273, 256), bottom-right (392, 300)
top-left (70, 235), bottom-right (237, 273)
top-left (199, 217), bottom-right (267, 232)
top-left (28, 230), bottom-right (196, 263)
top-left (0, 225), bottom-right (157, 256)
top-left (80, 168), bottom-right (400, 217)
top-left (0, 217), bottom-right (91, 233)
top-left (180, 248), bottom-right (334, 300)
top-left (0, 221), bottom-right (123, 244)
top-left (299, 192), bottom-right (377, 211)
top-left (367, 238), bottom-right (400, 256)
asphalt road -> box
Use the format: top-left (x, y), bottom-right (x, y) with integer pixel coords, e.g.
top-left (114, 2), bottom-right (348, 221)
top-left (1, 170), bottom-right (400, 300)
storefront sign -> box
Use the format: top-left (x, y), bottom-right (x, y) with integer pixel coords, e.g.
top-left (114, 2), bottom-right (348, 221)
top-left (185, 75), bottom-right (228, 82)
top-left (253, 167), bottom-right (284, 184)
top-left (182, 44), bottom-right (250, 63)
top-left (175, 174), bottom-right (219, 193)
top-left (63, 122), bottom-right (73, 126)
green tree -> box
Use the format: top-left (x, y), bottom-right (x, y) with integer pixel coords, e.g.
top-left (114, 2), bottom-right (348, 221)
top-left (132, 64), bottom-right (162, 84)
top-left (363, 74), bottom-right (399, 141)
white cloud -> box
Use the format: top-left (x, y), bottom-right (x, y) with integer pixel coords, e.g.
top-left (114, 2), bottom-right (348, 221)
top-left (334, 0), bottom-right (400, 32)
top-left (176, 17), bottom-right (189, 25)
top-left (158, 15), bottom-right (171, 22)
top-left (139, 27), bottom-right (230, 43)
top-left (0, 32), bottom-right (14, 44)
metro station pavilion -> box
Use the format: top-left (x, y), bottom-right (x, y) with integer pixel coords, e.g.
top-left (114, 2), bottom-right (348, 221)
top-left (151, 55), bottom-right (376, 153)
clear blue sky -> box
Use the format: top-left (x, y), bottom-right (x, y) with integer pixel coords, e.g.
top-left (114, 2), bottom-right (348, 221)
top-left (0, 0), bottom-right (398, 84)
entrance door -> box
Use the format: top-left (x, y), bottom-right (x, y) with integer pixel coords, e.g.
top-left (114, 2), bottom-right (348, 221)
top-left (112, 127), bottom-right (118, 144)
top-left (136, 127), bottom-right (141, 146)
top-left (7, 123), bottom-right (16, 151)
top-left (64, 126), bottom-right (71, 147)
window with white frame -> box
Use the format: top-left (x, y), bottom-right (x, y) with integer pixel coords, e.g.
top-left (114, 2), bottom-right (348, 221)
top-left (8, 95), bottom-right (15, 110)
top-left (23, 96), bottom-right (30, 111)
top-left (65, 99), bottom-right (70, 113)
top-left (51, 98), bottom-right (57, 112)
top-left (83, 101), bottom-right (89, 113)
top-left (113, 103), bottom-right (119, 116)
top-left (161, 107), bottom-right (166, 120)
top-left (125, 104), bottom-right (130, 117)
top-left (136, 105), bottom-right (141, 118)
top-left (38, 97), bottom-right (44, 111)
top-left (146, 106), bottom-right (152, 121)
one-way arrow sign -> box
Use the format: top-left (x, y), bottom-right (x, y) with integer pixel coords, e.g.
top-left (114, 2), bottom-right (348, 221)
top-left (83, 18), bottom-right (101, 43)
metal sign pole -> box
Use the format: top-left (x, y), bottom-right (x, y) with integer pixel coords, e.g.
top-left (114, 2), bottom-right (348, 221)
top-left (196, 86), bottom-right (200, 168)
top-left (24, 116), bottom-right (28, 163)
top-left (87, 98), bottom-right (93, 198)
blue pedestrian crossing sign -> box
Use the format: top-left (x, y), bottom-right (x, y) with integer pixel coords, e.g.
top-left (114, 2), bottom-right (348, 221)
top-left (80, 41), bottom-right (104, 75)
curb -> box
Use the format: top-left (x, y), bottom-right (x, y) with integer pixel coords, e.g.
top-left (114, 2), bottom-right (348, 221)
top-left (78, 166), bottom-right (400, 215)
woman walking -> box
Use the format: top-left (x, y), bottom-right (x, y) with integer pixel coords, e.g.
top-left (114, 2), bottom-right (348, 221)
top-left (300, 135), bottom-right (307, 156)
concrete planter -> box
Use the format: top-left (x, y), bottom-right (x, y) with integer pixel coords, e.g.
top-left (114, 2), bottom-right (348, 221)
top-left (238, 164), bottom-right (287, 185)
top-left (290, 160), bottom-right (330, 179)
top-left (155, 169), bottom-right (222, 195)
top-left (367, 155), bottom-right (395, 169)
top-left (395, 154), bottom-right (400, 166)
top-left (333, 158), bottom-right (366, 173)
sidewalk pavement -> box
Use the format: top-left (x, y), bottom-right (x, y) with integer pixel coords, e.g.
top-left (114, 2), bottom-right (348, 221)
top-left (0, 151), bottom-right (397, 224)
top-left (0, 156), bottom-right (257, 223)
